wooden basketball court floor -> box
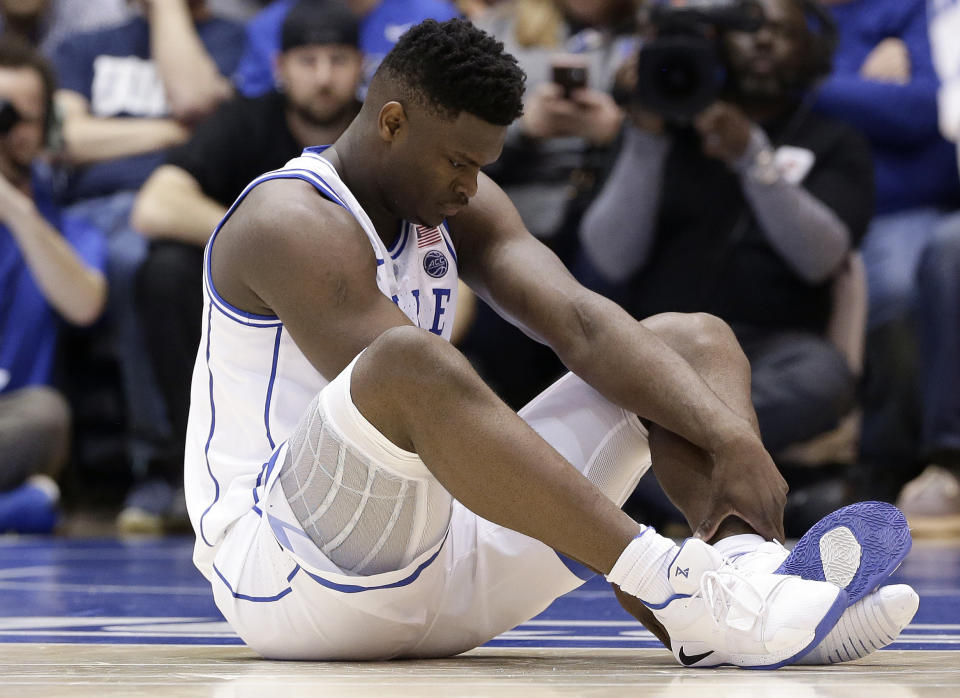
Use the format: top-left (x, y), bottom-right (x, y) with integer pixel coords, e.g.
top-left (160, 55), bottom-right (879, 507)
top-left (0, 535), bottom-right (957, 696)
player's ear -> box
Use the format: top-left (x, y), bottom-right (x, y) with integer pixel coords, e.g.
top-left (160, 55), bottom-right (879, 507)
top-left (378, 101), bottom-right (406, 143)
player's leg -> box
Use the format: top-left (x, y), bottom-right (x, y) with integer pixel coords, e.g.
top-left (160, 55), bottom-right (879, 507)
top-left (351, 325), bottom-right (845, 667)
top-left (639, 312), bottom-right (768, 540)
top-left (351, 325), bottom-right (642, 577)
top-left (546, 312), bottom-right (771, 648)
top-left (636, 313), bottom-right (918, 664)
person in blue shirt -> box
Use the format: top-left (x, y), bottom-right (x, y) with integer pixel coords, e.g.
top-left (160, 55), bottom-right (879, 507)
top-left (51, 0), bottom-right (244, 526)
top-left (815, 0), bottom-right (960, 505)
top-left (233, 0), bottom-right (459, 97)
top-left (0, 35), bottom-right (106, 533)
top-left (890, 0), bottom-right (960, 534)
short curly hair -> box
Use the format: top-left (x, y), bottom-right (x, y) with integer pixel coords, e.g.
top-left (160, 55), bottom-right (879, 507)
top-left (374, 18), bottom-right (526, 126)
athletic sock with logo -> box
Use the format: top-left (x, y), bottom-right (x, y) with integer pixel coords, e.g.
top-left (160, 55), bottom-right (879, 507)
top-left (605, 527), bottom-right (680, 605)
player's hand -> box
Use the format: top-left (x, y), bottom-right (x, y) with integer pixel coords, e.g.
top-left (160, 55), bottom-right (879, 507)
top-left (694, 432), bottom-right (788, 543)
top-left (860, 38), bottom-right (910, 84)
top-left (693, 102), bottom-right (753, 163)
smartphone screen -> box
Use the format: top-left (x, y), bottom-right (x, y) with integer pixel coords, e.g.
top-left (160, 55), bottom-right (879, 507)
top-left (552, 63), bottom-right (588, 99)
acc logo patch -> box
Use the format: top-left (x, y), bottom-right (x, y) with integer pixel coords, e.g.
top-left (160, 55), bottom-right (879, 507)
top-left (423, 249), bottom-right (449, 278)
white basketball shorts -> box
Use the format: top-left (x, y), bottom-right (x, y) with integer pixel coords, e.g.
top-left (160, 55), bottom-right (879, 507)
top-left (207, 359), bottom-right (651, 660)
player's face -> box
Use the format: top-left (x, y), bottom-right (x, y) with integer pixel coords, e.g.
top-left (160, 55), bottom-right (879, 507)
top-left (383, 107), bottom-right (506, 227)
top-left (278, 44), bottom-right (363, 126)
top-left (0, 66), bottom-right (46, 178)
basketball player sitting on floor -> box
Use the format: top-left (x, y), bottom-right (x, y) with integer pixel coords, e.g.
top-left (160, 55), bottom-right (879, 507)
top-left (184, 19), bottom-right (917, 667)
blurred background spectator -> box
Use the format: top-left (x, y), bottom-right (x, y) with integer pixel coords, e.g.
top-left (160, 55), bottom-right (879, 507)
top-left (0, 0), bottom-right (129, 57)
top-left (51, 0), bottom-right (244, 530)
top-left (577, 0), bottom-right (874, 534)
top-left (232, 0), bottom-right (459, 97)
top-left (120, 0), bottom-right (364, 533)
top-left (813, 0), bottom-right (960, 510)
top-left (0, 1), bottom-right (956, 537)
top-left (891, 0), bottom-right (960, 535)
top-left (461, 0), bottom-right (632, 409)
top-left (0, 34), bottom-right (106, 533)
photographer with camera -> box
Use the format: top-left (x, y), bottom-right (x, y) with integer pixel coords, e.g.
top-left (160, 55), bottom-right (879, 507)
top-left (579, 0), bottom-right (874, 531)
top-left (0, 34), bottom-right (107, 533)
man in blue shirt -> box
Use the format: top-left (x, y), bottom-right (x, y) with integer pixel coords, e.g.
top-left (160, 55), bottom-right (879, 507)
top-left (891, 0), bottom-right (960, 534)
top-left (816, 0), bottom-right (960, 507)
top-left (233, 0), bottom-right (459, 97)
top-left (0, 35), bottom-right (107, 533)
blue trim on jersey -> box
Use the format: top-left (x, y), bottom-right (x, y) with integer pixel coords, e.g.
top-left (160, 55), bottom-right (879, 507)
top-left (263, 327), bottom-right (282, 450)
top-left (441, 227), bottom-right (458, 265)
top-left (281, 167), bottom-right (349, 209)
top-left (264, 446), bottom-right (282, 484)
top-left (199, 303), bottom-right (220, 548)
top-left (213, 563), bottom-right (294, 603)
top-left (252, 460), bottom-right (270, 508)
top-left (207, 294), bottom-right (283, 328)
top-left (203, 169), bottom-right (352, 327)
top-left (268, 512), bottom-right (314, 550)
top-left (389, 225), bottom-right (409, 260)
top-left (555, 552), bottom-right (597, 582)
top-left (299, 534), bottom-right (447, 593)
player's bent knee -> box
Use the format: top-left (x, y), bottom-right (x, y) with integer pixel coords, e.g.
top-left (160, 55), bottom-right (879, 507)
top-left (359, 325), bottom-right (474, 399)
top-left (643, 311), bottom-right (742, 361)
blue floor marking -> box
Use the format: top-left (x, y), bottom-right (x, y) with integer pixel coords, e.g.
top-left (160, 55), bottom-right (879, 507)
top-left (0, 537), bottom-right (957, 649)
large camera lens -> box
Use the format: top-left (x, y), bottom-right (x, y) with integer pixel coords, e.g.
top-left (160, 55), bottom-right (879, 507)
top-left (654, 56), bottom-right (701, 98)
top-left (636, 35), bottom-right (724, 122)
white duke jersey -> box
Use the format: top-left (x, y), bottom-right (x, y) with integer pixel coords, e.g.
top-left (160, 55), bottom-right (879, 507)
top-left (184, 146), bottom-right (460, 579)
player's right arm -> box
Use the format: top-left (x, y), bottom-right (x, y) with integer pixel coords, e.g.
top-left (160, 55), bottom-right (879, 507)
top-left (210, 178), bottom-right (414, 380)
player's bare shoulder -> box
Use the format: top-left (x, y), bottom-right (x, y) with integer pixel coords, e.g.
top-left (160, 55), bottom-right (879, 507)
top-left (211, 177), bottom-right (380, 317)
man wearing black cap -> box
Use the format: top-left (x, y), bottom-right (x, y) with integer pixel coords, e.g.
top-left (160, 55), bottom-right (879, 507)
top-left (120, 0), bottom-right (363, 534)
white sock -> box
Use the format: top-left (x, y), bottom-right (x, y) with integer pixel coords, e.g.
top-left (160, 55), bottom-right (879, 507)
top-left (605, 527), bottom-right (679, 606)
top-left (711, 533), bottom-right (764, 559)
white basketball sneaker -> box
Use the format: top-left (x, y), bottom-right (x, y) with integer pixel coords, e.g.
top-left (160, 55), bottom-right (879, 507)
top-left (645, 538), bottom-right (847, 669)
top-left (730, 501), bottom-right (919, 664)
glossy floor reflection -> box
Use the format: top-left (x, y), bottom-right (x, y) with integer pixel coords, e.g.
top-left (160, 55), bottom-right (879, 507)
top-left (0, 536), bottom-right (956, 695)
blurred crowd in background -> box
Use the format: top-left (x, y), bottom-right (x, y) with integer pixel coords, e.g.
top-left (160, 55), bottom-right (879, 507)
top-left (1, 0), bottom-right (959, 541)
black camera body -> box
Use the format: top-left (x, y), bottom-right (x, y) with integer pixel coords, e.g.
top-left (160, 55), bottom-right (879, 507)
top-left (635, 0), bottom-right (764, 122)
top-left (0, 98), bottom-right (21, 136)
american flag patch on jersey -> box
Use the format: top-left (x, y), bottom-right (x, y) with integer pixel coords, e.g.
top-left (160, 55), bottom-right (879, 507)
top-left (416, 225), bottom-right (443, 248)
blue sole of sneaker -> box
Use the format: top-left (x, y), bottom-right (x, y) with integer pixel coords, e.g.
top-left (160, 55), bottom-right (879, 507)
top-left (775, 501), bottom-right (912, 604)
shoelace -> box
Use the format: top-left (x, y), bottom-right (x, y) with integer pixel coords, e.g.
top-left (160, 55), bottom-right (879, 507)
top-left (700, 566), bottom-right (771, 629)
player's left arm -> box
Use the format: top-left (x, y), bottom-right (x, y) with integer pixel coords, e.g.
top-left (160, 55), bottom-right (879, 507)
top-left (452, 173), bottom-right (785, 540)
top-left (452, 173), bottom-right (747, 450)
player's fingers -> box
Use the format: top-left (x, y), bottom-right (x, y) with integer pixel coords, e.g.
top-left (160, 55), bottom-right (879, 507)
top-left (692, 507), bottom-right (724, 542)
